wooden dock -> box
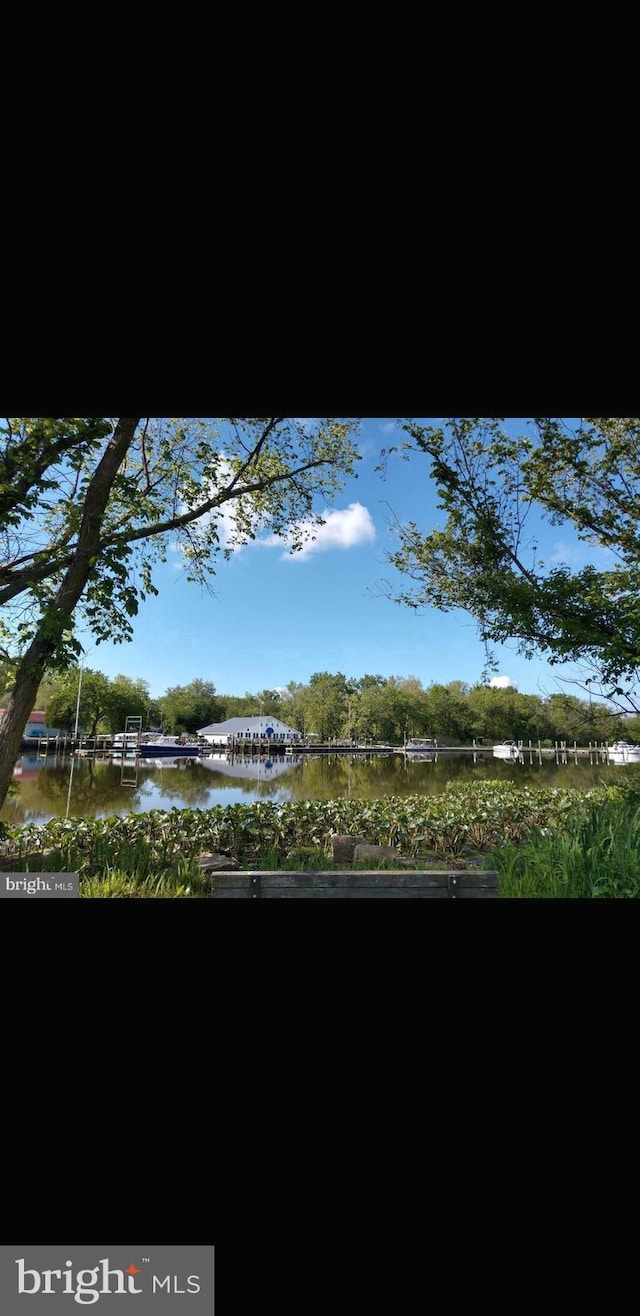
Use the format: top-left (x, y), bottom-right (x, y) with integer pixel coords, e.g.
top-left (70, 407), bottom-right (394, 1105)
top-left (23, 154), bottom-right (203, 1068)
top-left (19, 736), bottom-right (613, 764)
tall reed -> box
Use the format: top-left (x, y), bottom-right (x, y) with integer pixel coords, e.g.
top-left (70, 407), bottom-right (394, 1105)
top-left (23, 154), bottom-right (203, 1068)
top-left (496, 799), bottom-right (640, 897)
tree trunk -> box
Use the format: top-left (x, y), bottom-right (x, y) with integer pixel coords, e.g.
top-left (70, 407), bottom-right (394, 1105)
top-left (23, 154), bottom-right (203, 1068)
top-left (0, 418), bottom-right (140, 812)
top-left (0, 641), bottom-right (46, 807)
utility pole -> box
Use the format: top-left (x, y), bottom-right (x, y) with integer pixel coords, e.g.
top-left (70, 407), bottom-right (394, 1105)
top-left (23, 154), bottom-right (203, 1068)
top-left (73, 663), bottom-right (84, 740)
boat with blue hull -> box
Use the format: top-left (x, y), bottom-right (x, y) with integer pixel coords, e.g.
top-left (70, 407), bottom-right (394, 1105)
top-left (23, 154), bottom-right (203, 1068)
top-left (113, 733), bottom-right (201, 757)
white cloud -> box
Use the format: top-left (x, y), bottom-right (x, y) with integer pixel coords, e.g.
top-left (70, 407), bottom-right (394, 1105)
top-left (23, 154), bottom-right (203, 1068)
top-left (489, 675), bottom-right (513, 689)
top-left (546, 539), bottom-right (616, 569)
top-left (381, 421), bottom-right (398, 435)
top-left (262, 502), bottom-right (376, 560)
top-left (176, 467), bottom-right (375, 565)
top-left (176, 457), bottom-right (271, 557)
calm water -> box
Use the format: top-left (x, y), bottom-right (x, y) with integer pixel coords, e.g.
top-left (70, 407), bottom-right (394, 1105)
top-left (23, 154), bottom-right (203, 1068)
top-left (0, 748), bottom-right (628, 827)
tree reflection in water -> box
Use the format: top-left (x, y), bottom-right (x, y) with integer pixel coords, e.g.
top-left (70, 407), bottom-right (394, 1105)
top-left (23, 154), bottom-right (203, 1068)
top-left (1, 749), bottom-right (620, 827)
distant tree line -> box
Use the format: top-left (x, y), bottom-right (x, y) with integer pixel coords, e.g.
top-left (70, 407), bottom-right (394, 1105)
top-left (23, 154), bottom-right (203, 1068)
top-left (6, 669), bottom-right (637, 746)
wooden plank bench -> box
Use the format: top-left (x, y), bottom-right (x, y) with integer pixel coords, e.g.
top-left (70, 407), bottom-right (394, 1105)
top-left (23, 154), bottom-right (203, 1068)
top-left (208, 869), bottom-right (499, 899)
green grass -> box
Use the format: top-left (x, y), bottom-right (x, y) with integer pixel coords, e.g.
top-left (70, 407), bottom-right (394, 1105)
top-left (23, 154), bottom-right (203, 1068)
top-left (495, 799), bottom-right (640, 897)
top-left (3, 783), bottom-right (639, 896)
top-left (3, 843), bottom-right (209, 898)
top-left (80, 854), bottom-right (208, 898)
top-left (80, 866), bottom-right (202, 897)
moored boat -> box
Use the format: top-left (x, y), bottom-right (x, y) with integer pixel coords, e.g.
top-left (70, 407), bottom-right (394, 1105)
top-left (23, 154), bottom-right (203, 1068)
top-left (492, 740), bottom-right (522, 760)
top-left (608, 741), bottom-right (640, 764)
top-left (112, 732), bottom-right (200, 757)
top-left (138, 734), bottom-right (200, 757)
top-left (405, 737), bottom-right (437, 753)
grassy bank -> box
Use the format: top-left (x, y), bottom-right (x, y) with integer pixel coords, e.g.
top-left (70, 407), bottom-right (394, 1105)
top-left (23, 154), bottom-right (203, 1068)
top-left (1, 774), bottom-right (639, 896)
top-left (495, 796), bottom-right (640, 897)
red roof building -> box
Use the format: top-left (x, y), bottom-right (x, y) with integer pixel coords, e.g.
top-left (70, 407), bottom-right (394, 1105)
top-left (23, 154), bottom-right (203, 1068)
top-left (0, 709), bottom-right (61, 737)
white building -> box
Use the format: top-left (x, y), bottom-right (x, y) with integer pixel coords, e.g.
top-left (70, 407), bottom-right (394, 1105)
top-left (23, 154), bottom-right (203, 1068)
top-left (0, 709), bottom-right (63, 739)
top-left (197, 716), bottom-right (302, 746)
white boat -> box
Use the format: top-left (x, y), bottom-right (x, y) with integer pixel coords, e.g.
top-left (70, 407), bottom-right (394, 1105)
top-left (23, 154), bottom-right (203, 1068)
top-left (138, 734), bottom-right (200, 757)
top-left (608, 741), bottom-right (640, 764)
top-left (492, 740), bottom-right (522, 760)
top-left (405, 737), bottom-right (437, 753)
top-left (136, 755), bottom-right (195, 768)
top-left (111, 733), bottom-right (140, 754)
top-left (112, 732), bottom-right (200, 757)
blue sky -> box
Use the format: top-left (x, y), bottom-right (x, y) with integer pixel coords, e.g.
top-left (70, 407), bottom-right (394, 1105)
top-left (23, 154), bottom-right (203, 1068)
top-left (75, 418), bottom-right (599, 702)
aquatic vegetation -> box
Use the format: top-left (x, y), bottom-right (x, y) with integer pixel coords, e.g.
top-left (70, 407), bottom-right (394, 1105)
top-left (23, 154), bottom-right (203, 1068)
top-left (0, 781), bottom-right (626, 895)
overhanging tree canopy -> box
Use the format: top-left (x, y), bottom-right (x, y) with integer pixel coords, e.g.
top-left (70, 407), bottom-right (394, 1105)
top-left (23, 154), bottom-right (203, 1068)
top-left (382, 417), bottom-right (640, 712)
top-left (0, 416), bottom-right (361, 808)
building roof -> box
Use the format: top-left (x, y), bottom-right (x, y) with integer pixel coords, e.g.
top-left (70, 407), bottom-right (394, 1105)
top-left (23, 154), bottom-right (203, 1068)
top-left (0, 708), bottom-right (46, 723)
top-left (197, 716), bottom-right (300, 736)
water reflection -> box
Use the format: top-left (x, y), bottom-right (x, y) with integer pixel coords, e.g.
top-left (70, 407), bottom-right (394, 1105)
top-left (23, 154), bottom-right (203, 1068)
top-left (199, 752), bottom-right (305, 781)
top-left (1, 749), bottom-right (631, 828)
